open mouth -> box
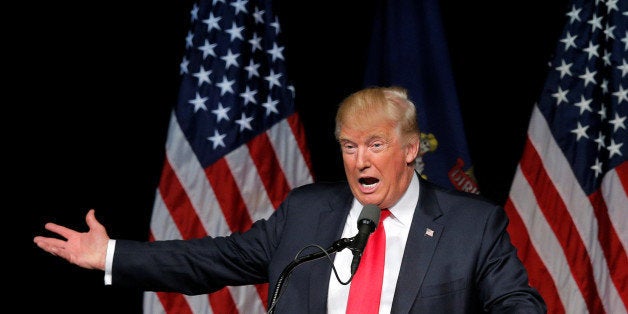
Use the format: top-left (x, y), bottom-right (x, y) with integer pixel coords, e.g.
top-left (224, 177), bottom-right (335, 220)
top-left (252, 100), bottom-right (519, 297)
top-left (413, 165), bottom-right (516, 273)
top-left (359, 177), bottom-right (380, 188)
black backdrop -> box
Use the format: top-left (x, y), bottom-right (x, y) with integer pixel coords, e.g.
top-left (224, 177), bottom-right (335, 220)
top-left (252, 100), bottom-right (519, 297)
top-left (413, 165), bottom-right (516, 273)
top-left (26, 0), bottom-right (568, 313)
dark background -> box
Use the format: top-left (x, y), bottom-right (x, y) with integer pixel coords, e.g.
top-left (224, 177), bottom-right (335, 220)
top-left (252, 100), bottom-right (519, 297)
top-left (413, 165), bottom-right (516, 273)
top-left (25, 0), bottom-right (568, 313)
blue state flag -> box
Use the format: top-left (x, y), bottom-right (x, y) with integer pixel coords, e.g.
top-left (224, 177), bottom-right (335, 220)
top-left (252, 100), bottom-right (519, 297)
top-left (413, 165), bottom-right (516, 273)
top-left (363, 0), bottom-right (478, 193)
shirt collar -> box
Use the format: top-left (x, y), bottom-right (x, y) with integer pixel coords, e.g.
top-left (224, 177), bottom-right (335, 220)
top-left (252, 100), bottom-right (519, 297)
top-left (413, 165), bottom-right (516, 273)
top-left (388, 172), bottom-right (419, 227)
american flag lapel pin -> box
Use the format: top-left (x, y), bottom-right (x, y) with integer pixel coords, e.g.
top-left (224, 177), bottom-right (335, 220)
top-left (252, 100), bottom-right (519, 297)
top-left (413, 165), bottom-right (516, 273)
top-left (425, 228), bottom-right (434, 237)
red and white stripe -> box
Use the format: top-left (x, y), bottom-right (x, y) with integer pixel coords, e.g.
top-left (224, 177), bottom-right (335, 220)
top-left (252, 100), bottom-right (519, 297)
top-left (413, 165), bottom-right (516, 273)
top-left (144, 110), bottom-right (313, 313)
top-left (505, 106), bottom-right (628, 314)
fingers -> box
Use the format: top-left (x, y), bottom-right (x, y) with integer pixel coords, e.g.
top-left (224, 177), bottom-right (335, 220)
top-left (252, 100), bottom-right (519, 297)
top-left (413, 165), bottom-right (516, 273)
top-left (34, 236), bottom-right (67, 247)
top-left (33, 236), bottom-right (68, 256)
top-left (43, 222), bottom-right (76, 239)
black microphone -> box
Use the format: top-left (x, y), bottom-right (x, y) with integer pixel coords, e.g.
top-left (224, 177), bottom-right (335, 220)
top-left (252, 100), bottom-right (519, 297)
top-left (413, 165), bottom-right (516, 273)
top-left (350, 204), bottom-right (381, 275)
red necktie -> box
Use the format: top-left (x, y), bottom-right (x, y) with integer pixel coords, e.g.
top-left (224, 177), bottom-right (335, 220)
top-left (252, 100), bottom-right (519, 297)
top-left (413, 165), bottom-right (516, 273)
top-left (346, 209), bottom-right (391, 314)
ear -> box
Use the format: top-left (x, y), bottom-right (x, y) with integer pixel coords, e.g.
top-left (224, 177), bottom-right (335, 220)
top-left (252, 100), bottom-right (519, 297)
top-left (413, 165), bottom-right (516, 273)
top-left (405, 135), bottom-right (420, 164)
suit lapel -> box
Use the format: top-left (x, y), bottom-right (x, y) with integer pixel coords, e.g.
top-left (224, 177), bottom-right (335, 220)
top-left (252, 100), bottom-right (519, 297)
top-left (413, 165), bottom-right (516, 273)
top-left (392, 178), bottom-right (444, 313)
top-left (308, 186), bottom-right (353, 313)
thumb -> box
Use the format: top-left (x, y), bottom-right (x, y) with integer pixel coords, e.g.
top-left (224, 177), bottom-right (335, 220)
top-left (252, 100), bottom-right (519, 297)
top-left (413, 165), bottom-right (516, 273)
top-left (85, 209), bottom-right (104, 232)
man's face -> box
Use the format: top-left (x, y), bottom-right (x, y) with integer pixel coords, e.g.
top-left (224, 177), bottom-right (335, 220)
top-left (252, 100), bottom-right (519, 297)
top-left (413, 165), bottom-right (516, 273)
top-left (338, 119), bottom-right (418, 209)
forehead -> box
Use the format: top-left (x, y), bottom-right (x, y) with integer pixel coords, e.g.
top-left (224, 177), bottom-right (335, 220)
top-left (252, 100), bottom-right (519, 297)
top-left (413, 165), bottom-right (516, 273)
top-left (338, 118), bottom-right (398, 142)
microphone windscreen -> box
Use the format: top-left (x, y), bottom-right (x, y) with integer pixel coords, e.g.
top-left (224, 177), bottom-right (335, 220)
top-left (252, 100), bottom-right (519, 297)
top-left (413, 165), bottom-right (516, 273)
top-left (357, 204), bottom-right (381, 227)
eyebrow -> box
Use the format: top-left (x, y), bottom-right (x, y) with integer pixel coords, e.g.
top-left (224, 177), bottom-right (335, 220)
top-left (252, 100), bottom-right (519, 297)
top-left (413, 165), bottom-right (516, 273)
top-left (338, 134), bottom-right (387, 144)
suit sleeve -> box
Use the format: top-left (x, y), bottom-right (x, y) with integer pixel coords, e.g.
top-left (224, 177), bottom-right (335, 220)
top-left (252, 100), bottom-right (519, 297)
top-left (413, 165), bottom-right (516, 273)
top-left (109, 204), bottom-right (289, 295)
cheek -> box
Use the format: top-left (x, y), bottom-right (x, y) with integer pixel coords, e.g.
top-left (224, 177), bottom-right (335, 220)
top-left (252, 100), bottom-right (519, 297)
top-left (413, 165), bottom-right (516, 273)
top-left (342, 156), bottom-right (354, 168)
top-left (388, 155), bottom-right (408, 174)
top-left (373, 155), bottom-right (398, 172)
top-left (342, 152), bottom-right (359, 165)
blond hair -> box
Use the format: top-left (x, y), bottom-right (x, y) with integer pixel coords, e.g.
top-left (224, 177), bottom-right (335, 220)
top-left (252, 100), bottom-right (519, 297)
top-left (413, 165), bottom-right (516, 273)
top-left (335, 86), bottom-right (419, 144)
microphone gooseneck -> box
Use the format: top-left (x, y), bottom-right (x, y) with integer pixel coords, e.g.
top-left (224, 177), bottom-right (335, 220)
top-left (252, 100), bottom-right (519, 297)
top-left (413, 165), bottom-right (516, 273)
top-left (267, 204), bottom-right (381, 313)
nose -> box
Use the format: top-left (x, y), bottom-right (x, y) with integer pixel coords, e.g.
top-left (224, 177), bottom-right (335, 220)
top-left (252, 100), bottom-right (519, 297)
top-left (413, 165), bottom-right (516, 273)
top-left (356, 147), bottom-right (371, 170)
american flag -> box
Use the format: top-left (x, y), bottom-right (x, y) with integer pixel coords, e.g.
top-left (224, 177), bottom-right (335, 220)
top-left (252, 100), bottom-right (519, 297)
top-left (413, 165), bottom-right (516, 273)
top-left (143, 0), bottom-right (313, 313)
top-left (504, 0), bottom-right (627, 313)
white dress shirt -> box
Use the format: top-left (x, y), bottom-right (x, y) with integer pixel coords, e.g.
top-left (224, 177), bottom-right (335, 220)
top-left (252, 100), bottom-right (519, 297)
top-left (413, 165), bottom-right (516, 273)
top-left (327, 173), bottom-right (420, 313)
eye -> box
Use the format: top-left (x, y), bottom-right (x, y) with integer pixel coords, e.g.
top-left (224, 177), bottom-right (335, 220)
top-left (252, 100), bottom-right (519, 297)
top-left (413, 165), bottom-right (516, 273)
top-left (370, 141), bottom-right (385, 152)
top-left (341, 142), bottom-right (357, 154)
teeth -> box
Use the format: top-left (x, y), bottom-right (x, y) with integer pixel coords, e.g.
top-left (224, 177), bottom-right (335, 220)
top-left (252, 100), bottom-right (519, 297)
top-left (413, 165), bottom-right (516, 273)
top-left (361, 182), bottom-right (377, 188)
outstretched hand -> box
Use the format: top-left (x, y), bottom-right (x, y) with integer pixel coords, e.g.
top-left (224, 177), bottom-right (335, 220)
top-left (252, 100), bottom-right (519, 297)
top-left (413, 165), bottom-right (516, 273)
top-left (33, 209), bottom-right (109, 271)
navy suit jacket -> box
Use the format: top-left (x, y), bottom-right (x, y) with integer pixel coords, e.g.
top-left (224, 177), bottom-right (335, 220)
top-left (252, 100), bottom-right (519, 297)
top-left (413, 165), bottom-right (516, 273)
top-left (113, 177), bottom-right (546, 313)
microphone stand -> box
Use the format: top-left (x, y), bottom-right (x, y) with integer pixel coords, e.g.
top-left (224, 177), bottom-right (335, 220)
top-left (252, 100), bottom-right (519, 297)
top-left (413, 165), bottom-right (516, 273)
top-left (267, 237), bottom-right (355, 314)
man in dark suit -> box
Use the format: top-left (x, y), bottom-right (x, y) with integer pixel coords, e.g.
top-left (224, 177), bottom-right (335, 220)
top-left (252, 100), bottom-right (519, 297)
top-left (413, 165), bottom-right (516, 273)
top-left (34, 86), bottom-right (546, 313)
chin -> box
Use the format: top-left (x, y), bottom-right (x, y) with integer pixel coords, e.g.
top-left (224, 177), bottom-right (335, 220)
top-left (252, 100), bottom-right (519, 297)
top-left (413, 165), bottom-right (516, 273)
top-left (357, 196), bottom-right (381, 207)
